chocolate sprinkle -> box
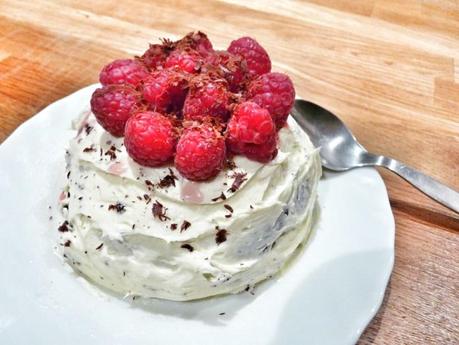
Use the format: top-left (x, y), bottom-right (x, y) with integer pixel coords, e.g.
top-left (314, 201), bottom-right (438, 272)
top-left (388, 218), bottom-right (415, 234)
top-left (211, 192), bottom-right (227, 202)
top-left (58, 221), bottom-right (70, 232)
top-left (64, 240), bottom-right (71, 247)
top-left (181, 244), bottom-right (194, 252)
top-left (215, 228), bottom-right (227, 245)
top-left (96, 243), bottom-right (104, 250)
top-left (157, 168), bottom-right (178, 188)
top-left (108, 202), bottom-right (126, 213)
top-left (170, 223), bottom-right (178, 231)
top-left (152, 200), bottom-right (170, 221)
top-left (180, 220), bottom-right (191, 232)
top-left (228, 172), bottom-right (247, 193)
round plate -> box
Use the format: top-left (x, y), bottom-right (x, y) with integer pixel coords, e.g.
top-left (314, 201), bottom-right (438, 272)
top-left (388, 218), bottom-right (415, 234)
top-left (0, 85), bottom-right (394, 345)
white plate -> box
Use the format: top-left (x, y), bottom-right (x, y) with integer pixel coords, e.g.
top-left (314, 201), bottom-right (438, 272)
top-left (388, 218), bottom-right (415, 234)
top-left (0, 85), bottom-right (394, 345)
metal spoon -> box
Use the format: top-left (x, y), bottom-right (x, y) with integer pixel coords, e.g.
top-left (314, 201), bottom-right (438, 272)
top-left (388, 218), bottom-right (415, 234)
top-left (292, 99), bottom-right (459, 213)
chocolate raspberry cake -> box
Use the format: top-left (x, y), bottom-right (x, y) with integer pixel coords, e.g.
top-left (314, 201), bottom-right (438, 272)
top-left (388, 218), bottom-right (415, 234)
top-left (59, 32), bottom-right (321, 301)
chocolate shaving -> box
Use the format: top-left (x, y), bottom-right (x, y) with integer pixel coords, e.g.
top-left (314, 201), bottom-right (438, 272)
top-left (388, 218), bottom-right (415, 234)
top-left (181, 244), bottom-right (194, 252)
top-left (83, 145), bottom-right (96, 153)
top-left (104, 145), bottom-right (118, 160)
top-left (211, 192), bottom-right (227, 202)
top-left (224, 204), bottom-right (233, 213)
top-left (152, 200), bottom-right (170, 221)
top-left (224, 204), bottom-right (233, 218)
top-left (66, 171), bottom-right (71, 179)
top-left (145, 180), bottom-right (154, 190)
top-left (96, 243), bottom-right (104, 250)
top-left (58, 221), bottom-right (70, 232)
top-left (157, 168), bottom-right (178, 188)
top-left (226, 158), bottom-right (236, 170)
top-left (84, 124), bottom-right (93, 135)
top-left (170, 223), bottom-right (178, 231)
top-left (180, 220), bottom-right (191, 232)
top-left (108, 202), bottom-right (126, 213)
top-left (143, 194), bottom-right (152, 204)
top-left (64, 240), bottom-right (71, 247)
top-left (228, 172), bottom-right (247, 193)
top-left (215, 228), bottom-right (227, 245)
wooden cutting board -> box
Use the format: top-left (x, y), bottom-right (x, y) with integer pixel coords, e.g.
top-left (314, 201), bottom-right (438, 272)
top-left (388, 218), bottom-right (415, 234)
top-left (0, 1), bottom-right (457, 344)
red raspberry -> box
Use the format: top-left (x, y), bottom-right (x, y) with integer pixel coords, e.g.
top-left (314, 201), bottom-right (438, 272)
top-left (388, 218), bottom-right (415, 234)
top-left (183, 78), bottom-right (230, 123)
top-left (99, 59), bottom-right (150, 87)
top-left (237, 136), bottom-right (278, 163)
top-left (90, 85), bottom-right (144, 137)
top-left (165, 50), bottom-right (202, 74)
top-left (227, 37), bottom-right (271, 78)
top-left (176, 31), bottom-right (213, 56)
top-left (204, 51), bottom-right (248, 92)
top-left (175, 124), bottom-right (226, 181)
top-left (142, 70), bottom-right (188, 113)
top-left (247, 72), bottom-right (295, 128)
top-left (226, 102), bottom-right (277, 163)
top-left (140, 44), bottom-right (171, 70)
top-left (124, 111), bottom-right (177, 167)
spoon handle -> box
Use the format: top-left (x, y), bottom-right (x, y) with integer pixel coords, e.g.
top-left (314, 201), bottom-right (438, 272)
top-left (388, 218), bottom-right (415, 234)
top-left (370, 155), bottom-right (459, 213)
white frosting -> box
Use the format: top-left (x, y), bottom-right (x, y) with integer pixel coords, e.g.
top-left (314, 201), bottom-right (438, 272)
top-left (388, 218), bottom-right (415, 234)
top-left (60, 110), bottom-right (321, 301)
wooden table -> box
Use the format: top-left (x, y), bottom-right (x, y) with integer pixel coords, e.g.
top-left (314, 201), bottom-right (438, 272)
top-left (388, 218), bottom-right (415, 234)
top-left (0, 1), bottom-right (458, 343)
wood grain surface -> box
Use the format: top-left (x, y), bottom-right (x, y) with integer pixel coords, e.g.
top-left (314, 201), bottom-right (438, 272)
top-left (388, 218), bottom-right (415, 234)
top-left (0, 1), bottom-right (458, 344)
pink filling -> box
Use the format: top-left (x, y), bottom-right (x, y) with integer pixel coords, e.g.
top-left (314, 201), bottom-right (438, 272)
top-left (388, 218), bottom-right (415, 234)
top-left (181, 181), bottom-right (203, 203)
top-left (108, 162), bottom-right (126, 176)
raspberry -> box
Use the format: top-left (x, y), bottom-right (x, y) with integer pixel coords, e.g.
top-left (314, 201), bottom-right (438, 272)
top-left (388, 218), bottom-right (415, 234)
top-left (247, 72), bottom-right (295, 128)
top-left (140, 44), bottom-right (171, 70)
top-left (176, 31), bottom-right (213, 56)
top-left (204, 51), bottom-right (248, 92)
top-left (183, 77), bottom-right (230, 123)
top-left (237, 136), bottom-right (278, 163)
top-left (227, 37), bottom-right (271, 78)
top-left (165, 50), bottom-right (202, 74)
top-left (175, 124), bottom-right (226, 181)
top-left (99, 59), bottom-right (150, 87)
top-left (124, 111), bottom-right (177, 167)
top-left (226, 102), bottom-right (277, 163)
top-left (142, 69), bottom-right (188, 113)
top-left (90, 85), bottom-right (144, 137)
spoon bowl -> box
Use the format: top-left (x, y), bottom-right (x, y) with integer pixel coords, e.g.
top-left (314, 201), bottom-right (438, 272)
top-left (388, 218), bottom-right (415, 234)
top-left (291, 99), bottom-right (459, 213)
top-left (291, 100), bottom-right (371, 171)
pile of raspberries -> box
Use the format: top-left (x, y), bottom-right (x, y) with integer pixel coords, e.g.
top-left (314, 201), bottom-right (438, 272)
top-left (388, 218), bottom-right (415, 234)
top-left (90, 32), bottom-right (295, 181)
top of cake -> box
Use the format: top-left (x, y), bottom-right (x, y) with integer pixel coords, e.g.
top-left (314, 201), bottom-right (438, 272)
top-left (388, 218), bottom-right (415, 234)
top-left (89, 31), bottom-right (296, 181)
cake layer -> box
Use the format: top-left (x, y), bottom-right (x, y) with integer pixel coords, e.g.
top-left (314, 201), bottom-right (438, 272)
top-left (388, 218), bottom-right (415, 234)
top-left (60, 110), bottom-right (321, 301)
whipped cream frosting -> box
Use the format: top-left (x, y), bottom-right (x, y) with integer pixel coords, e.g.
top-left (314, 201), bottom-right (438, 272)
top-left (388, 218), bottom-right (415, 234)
top-left (59, 109), bottom-right (321, 301)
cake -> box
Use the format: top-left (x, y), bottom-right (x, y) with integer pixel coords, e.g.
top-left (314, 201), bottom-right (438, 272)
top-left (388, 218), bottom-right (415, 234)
top-left (58, 32), bottom-right (321, 301)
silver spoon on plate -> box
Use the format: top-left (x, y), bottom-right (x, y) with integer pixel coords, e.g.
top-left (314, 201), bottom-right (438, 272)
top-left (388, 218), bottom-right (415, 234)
top-left (292, 99), bottom-right (459, 213)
